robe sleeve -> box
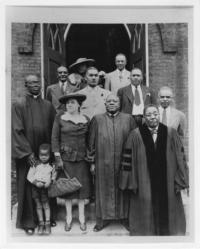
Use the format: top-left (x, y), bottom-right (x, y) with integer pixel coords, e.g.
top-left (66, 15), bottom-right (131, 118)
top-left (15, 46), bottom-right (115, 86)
top-left (12, 101), bottom-right (32, 160)
top-left (172, 129), bottom-right (189, 192)
top-left (119, 131), bottom-right (138, 193)
top-left (51, 113), bottom-right (61, 153)
top-left (87, 116), bottom-right (97, 163)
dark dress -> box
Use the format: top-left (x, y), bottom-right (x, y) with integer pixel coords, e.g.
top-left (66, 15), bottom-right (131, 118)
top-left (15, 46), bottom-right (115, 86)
top-left (51, 112), bottom-right (91, 199)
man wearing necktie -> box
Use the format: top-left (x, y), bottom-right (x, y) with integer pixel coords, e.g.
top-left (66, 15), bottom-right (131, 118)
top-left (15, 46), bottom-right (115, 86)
top-left (117, 68), bottom-right (157, 127)
top-left (158, 86), bottom-right (186, 138)
top-left (46, 66), bottom-right (80, 113)
top-left (119, 104), bottom-right (189, 235)
top-left (104, 53), bottom-right (130, 94)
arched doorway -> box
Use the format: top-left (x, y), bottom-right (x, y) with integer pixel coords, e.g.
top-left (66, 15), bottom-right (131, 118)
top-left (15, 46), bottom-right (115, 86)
top-left (65, 24), bottom-right (131, 72)
top-left (43, 23), bottom-right (146, 89)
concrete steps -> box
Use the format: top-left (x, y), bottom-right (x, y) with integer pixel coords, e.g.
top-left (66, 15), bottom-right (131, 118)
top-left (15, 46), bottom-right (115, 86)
top-left (11, 192), bottom-right (190, 238)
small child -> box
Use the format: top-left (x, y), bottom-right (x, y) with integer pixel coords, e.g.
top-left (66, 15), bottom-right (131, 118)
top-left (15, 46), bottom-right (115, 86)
top-left (27, 144), bottom-right (57, 235)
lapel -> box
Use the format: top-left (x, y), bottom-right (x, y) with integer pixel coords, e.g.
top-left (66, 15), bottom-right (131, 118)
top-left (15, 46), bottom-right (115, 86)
top-left (52, 83), bottom-right (63, 98)
top-left (124, 85), bottom-right (134, 104)
top-left (168, 107), bottom-right (178, 127)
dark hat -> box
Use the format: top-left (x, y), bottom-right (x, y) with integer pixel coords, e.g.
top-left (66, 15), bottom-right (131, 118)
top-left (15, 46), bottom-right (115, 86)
top-left (59, 93), bottom-right (86, 104)
top-left (69, 58), bottom-right (95, 71)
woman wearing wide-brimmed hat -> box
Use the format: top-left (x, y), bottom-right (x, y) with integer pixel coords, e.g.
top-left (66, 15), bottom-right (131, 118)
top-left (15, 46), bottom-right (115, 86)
top-left (68, 57), bottom-right (95, 90)
top-left (51, 93), bottom-right (92, 232)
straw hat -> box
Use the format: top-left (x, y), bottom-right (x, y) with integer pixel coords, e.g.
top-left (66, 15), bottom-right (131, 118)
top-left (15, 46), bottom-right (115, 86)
top-left (59, 93), bottom-right (86, 105)
top-left (69, 58), bottom-right (95, 72)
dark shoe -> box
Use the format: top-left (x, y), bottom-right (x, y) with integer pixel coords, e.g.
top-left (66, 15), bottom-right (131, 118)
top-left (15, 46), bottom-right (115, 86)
top-left (44, 222), bottom-right (51, 235)
top-left (24, 228), bottom-right (34, 235)
top-left (64, 222), bottom-right (72, 232)
top-left (50, 220), bottom-right (57, 227)
top-left (38, 222), bottom-right (45, 235)
top-left (80, 223), bottom-right (87, 231)
top-left (93, 224), bottom-right (104, 232)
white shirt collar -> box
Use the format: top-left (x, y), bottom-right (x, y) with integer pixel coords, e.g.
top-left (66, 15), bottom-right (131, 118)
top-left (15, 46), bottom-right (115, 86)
top-left (116, 68), bottom-right (126, 75)
top-left (59, 80), bottom-right (68, 87)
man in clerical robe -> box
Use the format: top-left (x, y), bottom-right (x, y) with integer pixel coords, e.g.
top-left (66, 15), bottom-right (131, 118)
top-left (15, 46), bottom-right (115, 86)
top-left (12, 75), bottom-right (56, 235)
top-left (88, 94), bottom-right (136, 232)
top-left (119, 104), bottom-right (189, 236)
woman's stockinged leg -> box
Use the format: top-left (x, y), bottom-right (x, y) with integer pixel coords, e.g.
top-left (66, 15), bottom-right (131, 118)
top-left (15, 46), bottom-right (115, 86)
top-left (78, 199), bottom-right (85, 224)
top-left (65, 199), bottom-right (72, 224)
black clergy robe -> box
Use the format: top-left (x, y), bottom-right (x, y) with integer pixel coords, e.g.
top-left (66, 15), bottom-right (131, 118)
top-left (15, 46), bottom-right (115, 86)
top-left (119, 123), bottom-right (189, 235)
top-left (12, 94), bottom-right (56, 229)
top-left (88, 112), bottom-right (136, 220)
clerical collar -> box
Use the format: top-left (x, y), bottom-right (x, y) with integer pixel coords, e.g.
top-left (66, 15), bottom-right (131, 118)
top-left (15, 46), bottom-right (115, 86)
top-left (26, 92), bottom-right (41, 99)
top-left (107, 111), bottom-right (119, 117)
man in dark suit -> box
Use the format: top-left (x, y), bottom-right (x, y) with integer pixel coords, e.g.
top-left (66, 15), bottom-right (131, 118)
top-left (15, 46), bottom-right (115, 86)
top-left (46, 66), bottom-right (79, 112)
top-left (117, 67), bottom-right (157, 126)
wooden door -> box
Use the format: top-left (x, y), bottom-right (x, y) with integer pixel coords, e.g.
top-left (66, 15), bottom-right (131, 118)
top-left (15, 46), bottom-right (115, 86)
top-left (127, 24), bottom-right (146, 85)
top-left (43, 23), bottom-right (67, 94)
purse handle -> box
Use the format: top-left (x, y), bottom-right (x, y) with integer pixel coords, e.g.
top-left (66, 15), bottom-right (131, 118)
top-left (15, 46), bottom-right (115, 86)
top-left (63, 168), bottom-right (71, 179)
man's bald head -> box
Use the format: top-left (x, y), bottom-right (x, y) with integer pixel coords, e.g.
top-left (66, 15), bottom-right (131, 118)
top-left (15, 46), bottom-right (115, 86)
top-left (105, 93), bottom-right (120, 114)
top-left (25, 74), bottom-right (41, 95)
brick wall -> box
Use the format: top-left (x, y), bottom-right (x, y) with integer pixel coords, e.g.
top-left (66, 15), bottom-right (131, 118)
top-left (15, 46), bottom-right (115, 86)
top-left (11, 23), bottom-right (41, 101)
top-left (148, 23), bottom-right (188, 156)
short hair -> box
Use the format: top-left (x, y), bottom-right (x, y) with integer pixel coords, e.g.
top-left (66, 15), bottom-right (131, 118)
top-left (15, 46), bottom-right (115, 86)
top-left (57, 66), bottom-right (68, 73)
top-left (115, 53), bottom-right (127, 61)
top-left (105, 93), bottom-right (120, 103)
top-left (158, 86), bottom-right (173, 97)
top-left (86, 66), bottom-right (98, 74)
top-left (131, 67), bottom-right (142, 74)
top-left (143, 104), bottom-right (159, 116)
top-left (24, 74), bottom-right (39, 86)
top-left (39, 143), bottom-right (51, 154)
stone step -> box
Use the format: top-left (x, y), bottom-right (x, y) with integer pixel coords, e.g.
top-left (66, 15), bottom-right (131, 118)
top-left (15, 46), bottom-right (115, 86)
top-left (11, 192), bottom-right (190, 237)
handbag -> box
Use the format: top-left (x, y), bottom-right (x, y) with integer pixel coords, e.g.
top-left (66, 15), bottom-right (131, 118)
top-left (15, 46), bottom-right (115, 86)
top-left (48, 169), bottom-right (82, 198)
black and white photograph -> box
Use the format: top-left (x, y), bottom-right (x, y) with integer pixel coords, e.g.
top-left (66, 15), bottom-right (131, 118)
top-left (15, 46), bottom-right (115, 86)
top-left (3, 2), bottom-right (199, 247)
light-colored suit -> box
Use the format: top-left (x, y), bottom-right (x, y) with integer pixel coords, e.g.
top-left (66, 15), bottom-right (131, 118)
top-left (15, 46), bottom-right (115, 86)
top-left (46, 82), bottom-right (79, 112)
top-left (159, 106), bottom-right (186, 137)
top-left (77, 86), bottom-right (111, 119)
top-left (105, 69), bottom-right (130, 94)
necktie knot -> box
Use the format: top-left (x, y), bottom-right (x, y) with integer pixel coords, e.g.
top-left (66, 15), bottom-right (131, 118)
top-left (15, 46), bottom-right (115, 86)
top-left (150, 129), bottom-right (158, 135)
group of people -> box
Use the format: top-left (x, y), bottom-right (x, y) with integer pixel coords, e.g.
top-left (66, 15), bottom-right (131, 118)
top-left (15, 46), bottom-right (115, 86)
top-left (12, 53), bottom-right (189, 237)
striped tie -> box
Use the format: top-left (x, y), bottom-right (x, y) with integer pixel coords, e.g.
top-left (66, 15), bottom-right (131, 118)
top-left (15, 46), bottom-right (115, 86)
top-left (135, 86), bottom-right (141, 105)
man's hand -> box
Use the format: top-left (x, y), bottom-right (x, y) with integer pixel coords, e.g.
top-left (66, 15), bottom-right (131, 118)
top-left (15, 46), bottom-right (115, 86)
top-left (90, 164), bottom-right (95, 175)
top-left (55, 155), bottom-right (64, 170)
top-left (27, 153), bottom-right (37, 167)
